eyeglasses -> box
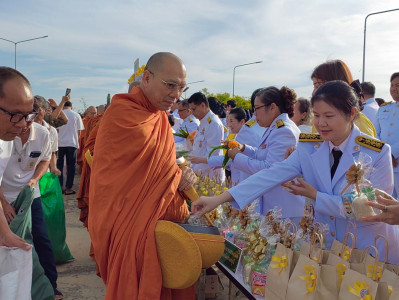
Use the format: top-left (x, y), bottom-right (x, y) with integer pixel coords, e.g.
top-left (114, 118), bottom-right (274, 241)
top-left (0, 106), bottom-right (37, 124)
top-left (148, 70), bottom-right (189, 93)
top-left (253, 104), bottom-right (269, 112)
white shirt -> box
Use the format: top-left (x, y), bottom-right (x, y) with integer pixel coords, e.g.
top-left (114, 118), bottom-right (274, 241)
top-left (174, 114), bottom-right (200, 143)
top-left (0, 140), bottom-right (13, 182)
top-left (42, 120), bottom-right (58, 153)
top-left (1, 123), bottom-right (51, 202)
top-left (362, 98), bottom-right (379, 130)
top-left (57, 109), bottom-right (84, 148)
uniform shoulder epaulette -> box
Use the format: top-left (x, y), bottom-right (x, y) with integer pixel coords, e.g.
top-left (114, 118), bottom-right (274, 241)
top-left (380, 101), bottom-right (392, 107)
top-left (299, 133), bottom-right (323, 142)
top-left (245, 119), bottom-right (256, 128)
top-left (276, 119), bottom-right (285, 128)
top-left (355, 136), bottom-right (385, 152)
top-left (207, 116), bottom-right (212, 124)
top-left (189, 118), bottom-right (193, 122)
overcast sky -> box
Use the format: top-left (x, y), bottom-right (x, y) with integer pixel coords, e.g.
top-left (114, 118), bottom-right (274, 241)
top-left (1, 0), bottom-right (398, 112)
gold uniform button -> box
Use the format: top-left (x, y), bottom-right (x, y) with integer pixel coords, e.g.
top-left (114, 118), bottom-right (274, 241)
top-left (390, 123), bottom-right (394, 126)
top-left (331, 232), bottom-right (335, 237)
top-left (388, 133), bottom-right (391, 136)
top-left (330, 216), bottom-right (334, 220)
top-left (353, 146), bottom-right (360, 151)
top-left (394, 113), bottom-right (397, 117)
top-left (314, 143), bottom-right (320, 148)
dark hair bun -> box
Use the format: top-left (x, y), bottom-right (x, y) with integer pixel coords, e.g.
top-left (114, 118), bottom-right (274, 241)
top-left (280, 86), bottom-right (297, 118)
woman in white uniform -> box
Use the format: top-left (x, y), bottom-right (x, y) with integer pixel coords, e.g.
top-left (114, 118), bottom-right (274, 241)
top-left (226, 86), bottom-right (304, 220)
top-left (192, 80), bottom-right (399, 264)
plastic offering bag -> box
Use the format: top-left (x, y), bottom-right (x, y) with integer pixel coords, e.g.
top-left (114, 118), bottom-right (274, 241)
top-left (39, 172), bottom-right (74, 263)
top-left (0, 247), bottom-right (32, 300)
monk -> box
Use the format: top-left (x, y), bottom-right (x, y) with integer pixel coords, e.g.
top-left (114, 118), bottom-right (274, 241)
top-left (77, 106), bottom-right (97, 173)
top-left (76, 105), bottom-right (106, 228)
top-left (88, 52), bottom-right (197, 300)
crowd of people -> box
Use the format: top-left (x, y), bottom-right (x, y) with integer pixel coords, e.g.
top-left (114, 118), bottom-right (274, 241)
top-left (1, 53), bottom-right (399, 300)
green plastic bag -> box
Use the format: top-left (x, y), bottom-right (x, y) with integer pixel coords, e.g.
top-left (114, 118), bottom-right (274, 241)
top-left (39, 172), bottom-right (74, 263)
top-left (10, 186), bottom-right (54, 300)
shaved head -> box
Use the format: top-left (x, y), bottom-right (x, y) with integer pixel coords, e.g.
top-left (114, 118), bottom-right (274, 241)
top-left (97, 105), bottom-right (105, 114)
top-left (85, 106), bottom-right (97, 118)
top-left (145, 52), bottom-right (184, 74)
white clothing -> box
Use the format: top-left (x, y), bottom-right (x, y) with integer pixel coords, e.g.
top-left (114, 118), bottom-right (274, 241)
top-left (362, 98), bottom-right (379, 131)
top-left (42, 120), bottom-right (58, 153)
top-left (298, 124), bottom-right (312, 133)
top-left (174, 115), bottom-right (199, 143)
top-left (0, 140), bottom-right (13, 182)
top-left (191, 110), bottom-right (225, 181)
top-left (228, 126), bottom-right (399, 263)
top-left (1, 123), bottom-right (51, 202)
top-left (57, 109), bottom-right (84, 148)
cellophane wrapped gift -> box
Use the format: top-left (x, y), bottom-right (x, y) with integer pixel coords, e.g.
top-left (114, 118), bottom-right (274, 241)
top-left (340, 153), bottom-right (383, 220)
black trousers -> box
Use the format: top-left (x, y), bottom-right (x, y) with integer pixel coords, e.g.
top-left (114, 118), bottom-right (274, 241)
top-left (31, 197), bottom-right (58, 291)
top-left (57, 146), bottom-right (77, 189)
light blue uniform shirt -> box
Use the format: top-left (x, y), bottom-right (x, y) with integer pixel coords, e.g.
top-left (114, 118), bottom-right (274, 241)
top-left (232, 113), bottom-right (304, 218)
top-left (174, 114), bottom-right (199, 143)
top-left (228, 126), bottom-right (399, 263)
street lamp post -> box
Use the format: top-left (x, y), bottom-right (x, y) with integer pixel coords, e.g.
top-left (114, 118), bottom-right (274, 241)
top-left (0, 35), bottom-right (48, 69)
top-left (185, 80), bottom-right (205, 98)
top-left (362, 8), bottom-right (399, 82)
top-left (233, 61), bottom-right (262, 97)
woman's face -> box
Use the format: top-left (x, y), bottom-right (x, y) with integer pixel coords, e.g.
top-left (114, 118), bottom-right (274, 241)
top-left (291, 101), bottom-right (306, 126)
top-left (312, 77), bottom-right (325, 96)
top-left (313, 100), bottom-right (356, 146)
top-left (228, 114), bottom-right (245, 134)
top-left (253, 96), bottom-right (278, 128)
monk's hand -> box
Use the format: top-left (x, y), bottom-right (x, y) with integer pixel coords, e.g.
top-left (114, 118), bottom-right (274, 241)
top-left (0, 231), bottom-right (32, 251)
top-left (178, 167), bottom-right (197, 191)
top-left (361, 195), bottom-right (399, 225)
top-left (285, 146), bottom-right (296, 159)
top-left (282, 177), bottom-right (317, 200)
top-left (186, 156), bottom-right (207, 164)
top-left (192, 192), bottom-right (233, 217)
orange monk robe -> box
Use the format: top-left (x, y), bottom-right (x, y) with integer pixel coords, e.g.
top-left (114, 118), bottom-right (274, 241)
top-left (77, 116), bottom-right (90, 173)
top-left (76, 113), bottom-right (104, 228)
top-left (88, 87), bottom-right (195, 300)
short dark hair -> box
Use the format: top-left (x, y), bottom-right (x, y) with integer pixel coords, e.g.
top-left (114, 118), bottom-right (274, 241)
top-left (229, 107), bottom-right (247, 122)
top-left (179, 99), bottom-right (189, 109)
top-left (256, 86), bottom-right (297, 118)
top-left (208, 96), bottom-right (225, 117)
top-left (360, 82), bottom-right (375, 97)
top-left (375, 98), bottom-right (385, 106)
top-left (64, 101), bottom-right (72, 107)
top-left (0, 66), bottom-right (30, 98)
top-left (391, 72), bottom-right (399, 82)
top-left (188, 92), bottom-right (209, 107)
top-left (227, 100), bottom-right (236, 108)
top-left (311, 80), bottom-right (359, 119)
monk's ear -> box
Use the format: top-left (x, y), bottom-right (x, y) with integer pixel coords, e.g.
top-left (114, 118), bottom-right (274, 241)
top-left (142, 70), bottom-right (152, 86)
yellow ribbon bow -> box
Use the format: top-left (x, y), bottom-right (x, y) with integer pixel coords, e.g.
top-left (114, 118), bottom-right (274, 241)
top-left (299, 265), bottom-right (317, 293)
top-left (271, 255), bottom-right (288, 274)
top-left (367, 264), bottom-right (382, 281)
top-left (341, 247), bottom-right (351, 261)
top-left (336, 263), bottom-right (347, 287)
top-left (349, 281), bottom-right (372, 299)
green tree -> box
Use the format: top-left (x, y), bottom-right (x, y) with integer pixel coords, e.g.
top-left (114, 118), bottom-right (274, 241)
top-left (200, 89), bottom-right (251, 110)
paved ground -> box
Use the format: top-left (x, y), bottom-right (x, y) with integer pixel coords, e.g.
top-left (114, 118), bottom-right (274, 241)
top-left (56, 173), bottom-right (248, 299)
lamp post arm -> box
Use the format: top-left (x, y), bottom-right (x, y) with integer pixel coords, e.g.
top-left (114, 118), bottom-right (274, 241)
top-left (15, 35), bottom-right (49, 45)
top-left (0, 38), bottom-right (16, 45)
top-left (362, 8), bottom-right (399, 82)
